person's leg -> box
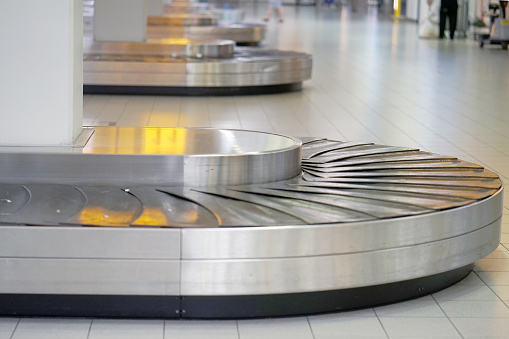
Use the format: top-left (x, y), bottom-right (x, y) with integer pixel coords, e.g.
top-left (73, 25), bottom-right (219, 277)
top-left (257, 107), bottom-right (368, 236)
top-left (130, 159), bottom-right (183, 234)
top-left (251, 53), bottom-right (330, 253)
top-left (264, 8), bottom-right (274, 21)
top-left (277, 7), bottom-right (284, 22)
top-left (439, 4), bottom-right (447, 38)
top-left (449, 2), bottom-right (458, 39)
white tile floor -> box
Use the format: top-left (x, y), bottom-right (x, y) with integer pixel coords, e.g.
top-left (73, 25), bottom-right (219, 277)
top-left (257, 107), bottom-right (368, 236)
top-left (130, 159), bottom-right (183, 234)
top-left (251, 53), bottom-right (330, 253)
top-left (3, 1), bottom-right (509, 338)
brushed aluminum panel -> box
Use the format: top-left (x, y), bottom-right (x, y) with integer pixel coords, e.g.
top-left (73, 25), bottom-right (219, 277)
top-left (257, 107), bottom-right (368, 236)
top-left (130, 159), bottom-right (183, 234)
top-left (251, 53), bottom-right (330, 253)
top-left (148, 14), bottom-right (217, 26)
top-left (83, 56), bottom-right (312, 74)
top-left (304, 160), bottom-right (484, 172)
top-left (0, 152), bottom-right (302, 186)
top-left (305, 153), bottom-right (456, 168)
top-left (0, 184), bottom-right (30, 217)
top-left (184, 69), bottom-right (312, 87)
top-left (0, 226), bottom-right (180, 259)
top-left (158, 187), bottom-right (305, 226)
top-left (230, 186), bottom-right (431, 218)
top-left (181, 188), bottom-right (503, 259)
top-left (191, 187), bottom-right (373, 224)
top-left (292, 181), bottom-right (499, 200)
top-left (65, 186), bottom-right (143, 227)
top-left (180, 219), bottom-right (500, 295)
top-left (303, 168), bottom-right (498, 179)
top-left (299, 137), bottom-right (328, 144)
top-left (129, 187), bottom-right (218, 227)
top-left (83, 71), bottom-right (189, 87)
top-left (0, 259), bottom-right (180, 295)
top-left (301, 141), bottom-right (373, 160)
top-left (267, 184), bottom-right (475, 210)
top-left (186, 56), bottom-right (313, 74)
top-left (147, 24), bottom-right (266, 43)
top-left (188, 24), bottom-right (265, 42)
top-left (0, 128), bottom-right (302, 186)
top-left (0, 185), bottom-right (86, 226)
top-left (84, 39), bottom-right (235, 59)
top-left (84, 69), bottom-right (312, 87)
top-left (301, 172), bottom-right (503, 188)
top-left (305, 146), bottom-right (419, 164)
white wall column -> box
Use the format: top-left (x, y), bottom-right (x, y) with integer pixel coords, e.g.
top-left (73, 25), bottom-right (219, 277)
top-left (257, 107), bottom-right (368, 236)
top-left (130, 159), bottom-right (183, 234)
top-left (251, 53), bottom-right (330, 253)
top-left (146, 0), bottom-right (164, 16)
top-left (94, 0), bottom-right (146, 42)
top-left (0, 0), bottom-right (83, 146)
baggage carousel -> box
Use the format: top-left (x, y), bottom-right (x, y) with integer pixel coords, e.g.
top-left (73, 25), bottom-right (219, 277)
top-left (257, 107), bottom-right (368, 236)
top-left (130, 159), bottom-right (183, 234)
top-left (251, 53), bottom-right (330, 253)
top-left (147, 23), bottom-right (265, 45)
top-left (84, 0), bottom-right (265, 45)
top-left (0, 127), bottom-right (503, 318)
top-left (147, 13), bottom-right (265, 45)
top-left (83, 39), bottom-right (312, 95)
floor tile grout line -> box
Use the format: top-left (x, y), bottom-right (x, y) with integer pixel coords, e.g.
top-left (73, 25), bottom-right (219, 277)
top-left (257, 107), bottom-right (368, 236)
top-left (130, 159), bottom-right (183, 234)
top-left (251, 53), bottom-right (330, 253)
top-left (373, 312), bottom-right (390, 339)
top-left (431, 294), bottom-right (465, 339)
top-left (86, 318), bottom-right (93, 339)
top-left (8, 318), bottom-right (20, 339)
top-left (305, 316), bottom-right (316, 339)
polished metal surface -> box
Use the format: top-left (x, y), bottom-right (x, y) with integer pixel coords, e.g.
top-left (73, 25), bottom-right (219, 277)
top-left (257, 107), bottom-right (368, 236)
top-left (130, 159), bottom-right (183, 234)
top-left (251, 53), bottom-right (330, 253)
top-left (180, 220), bottom-right (500, 295)
top-left (0, 134), bottom-right (503, 298)
top-left (0, 226), bottom-right (180, 259)
top-left (148, 14), bottom-right (217, 27)
top-left (84, 47), bottom-right (313, 88)
top-left (84, 39), bottom-right (235, 59)
top-left (147, 24), bottom-right (266, 44)
top-left (0, 258), bottom-right (180, 295)
top-left (0, 127), bottom-right (302, 186)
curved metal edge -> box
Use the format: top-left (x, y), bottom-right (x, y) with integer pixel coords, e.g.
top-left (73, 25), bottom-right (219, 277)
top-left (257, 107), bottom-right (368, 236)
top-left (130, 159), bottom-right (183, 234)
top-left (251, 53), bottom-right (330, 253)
top-left (83, 40), bottom-right (235, 59)
top-left (180, 219), bottom-right (500, 295)
top-left (147, 15), bottom-right (217, 27)
top-left (0, 264), bottom-right (473, 319)
top-left (181, 186), bottom-right (504, 259)
top-left (180, 146), bottom-right (302, 185)
top-left (83, 56), bottom-right (313, 75)
top-left (0, 129), bottom-right (302, 186)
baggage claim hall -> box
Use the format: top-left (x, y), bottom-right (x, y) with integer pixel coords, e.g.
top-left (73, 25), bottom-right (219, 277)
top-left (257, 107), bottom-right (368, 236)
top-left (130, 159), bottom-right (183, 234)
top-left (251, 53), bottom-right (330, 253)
top-left (1, 0), bottom-right (509, 338)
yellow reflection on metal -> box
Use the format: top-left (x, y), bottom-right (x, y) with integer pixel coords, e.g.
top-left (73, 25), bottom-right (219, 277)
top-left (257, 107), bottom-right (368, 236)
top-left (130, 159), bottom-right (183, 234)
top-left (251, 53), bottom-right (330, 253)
top-left (393, 0), bottom-right (401, 16)
top-left (83, 127), bottom-right (188, 155)
top-left (77, 206), bottom-right (138, 226)
top-left (132, 207), bottom-right (170, 226)
top-left (183, 210), bottom-right (199, 224)
top-left (143, 128), bottom-right (187, 154)
top-left (159, 38), bottom-right (191, 45)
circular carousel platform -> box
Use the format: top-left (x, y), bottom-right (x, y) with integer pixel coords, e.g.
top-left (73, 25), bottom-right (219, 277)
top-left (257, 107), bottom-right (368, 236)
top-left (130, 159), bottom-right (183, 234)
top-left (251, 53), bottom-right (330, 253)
top-left (83, 40), bottom-right (312, 96)
top-left (0, 128), bottom-right (503, 318)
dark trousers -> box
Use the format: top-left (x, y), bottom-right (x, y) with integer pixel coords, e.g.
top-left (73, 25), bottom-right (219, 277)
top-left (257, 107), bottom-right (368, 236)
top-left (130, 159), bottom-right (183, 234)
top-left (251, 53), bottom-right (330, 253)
top-left (440, 1), bottom-right (459, 39)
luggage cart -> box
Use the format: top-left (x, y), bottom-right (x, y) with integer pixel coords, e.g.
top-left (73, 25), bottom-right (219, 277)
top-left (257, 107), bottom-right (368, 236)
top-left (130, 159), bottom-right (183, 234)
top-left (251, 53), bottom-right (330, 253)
top-left (479, 0), bottom-right (509, 49)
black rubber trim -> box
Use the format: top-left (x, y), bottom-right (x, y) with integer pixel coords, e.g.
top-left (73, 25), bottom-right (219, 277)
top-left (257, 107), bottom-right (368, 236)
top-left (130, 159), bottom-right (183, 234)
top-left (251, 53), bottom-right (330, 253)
top-left (0, 295), bottom-right (181, 318)
top-left (0, 264), bottom-right (472, 319)
top-left (181, 264), bottom-right (473, 318)
top-left (83, 83), bottom-right (303, 96)
top-left (236, 42), bottom-right (261, 47)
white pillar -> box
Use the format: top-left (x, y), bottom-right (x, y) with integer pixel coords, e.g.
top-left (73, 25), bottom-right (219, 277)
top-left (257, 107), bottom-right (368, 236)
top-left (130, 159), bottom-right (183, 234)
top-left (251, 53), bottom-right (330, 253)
top-left (146, 0), bottom-right (164, 16)
top-left (0, 0), bottom-right (83, 146)
top-left (94, 0), bottom-right (147, 42)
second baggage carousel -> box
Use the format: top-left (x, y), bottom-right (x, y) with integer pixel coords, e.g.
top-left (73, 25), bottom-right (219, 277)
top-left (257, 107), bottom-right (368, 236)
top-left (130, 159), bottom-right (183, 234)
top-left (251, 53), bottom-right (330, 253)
top-left (83, 39), bottom-right (313, 95)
